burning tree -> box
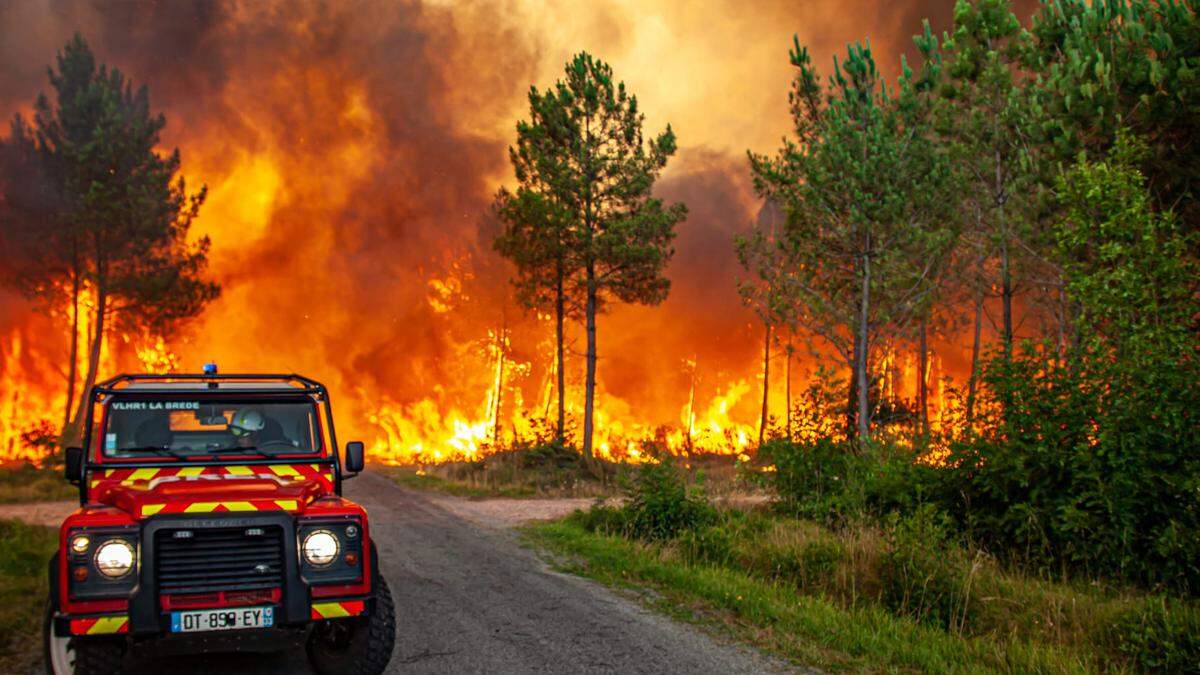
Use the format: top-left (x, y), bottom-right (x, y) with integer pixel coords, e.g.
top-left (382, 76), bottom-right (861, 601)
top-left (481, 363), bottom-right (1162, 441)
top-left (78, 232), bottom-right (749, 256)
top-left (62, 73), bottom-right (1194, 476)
top-left (0, 34), bottom-right (218, 447)
top-left (749, 39), bottom-right (955, 442)
top-left (495, 52), bottom-right (687, 462)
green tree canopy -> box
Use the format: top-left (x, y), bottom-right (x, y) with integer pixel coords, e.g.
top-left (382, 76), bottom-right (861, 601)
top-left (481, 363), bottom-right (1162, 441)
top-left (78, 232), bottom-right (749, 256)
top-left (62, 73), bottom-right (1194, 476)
top-left (1, 33), bottom-right (219, 444)
top-left (498, 52), bottom-right (686, 460)
top-left (751, 39), bottom-right (955, 441)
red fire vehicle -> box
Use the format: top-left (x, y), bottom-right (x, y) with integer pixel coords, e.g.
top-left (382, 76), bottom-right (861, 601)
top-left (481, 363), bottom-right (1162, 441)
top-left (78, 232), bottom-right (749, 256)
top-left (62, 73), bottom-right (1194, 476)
top-left (42, 371), bottom-right (395, 674)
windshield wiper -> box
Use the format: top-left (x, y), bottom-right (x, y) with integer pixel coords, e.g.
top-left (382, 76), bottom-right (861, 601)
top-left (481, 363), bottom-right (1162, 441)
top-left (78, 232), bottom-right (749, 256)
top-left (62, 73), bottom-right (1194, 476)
top-left (121, 445), bottom-right (190, 459)
top-left (206, 445), bottom-right (280, 456)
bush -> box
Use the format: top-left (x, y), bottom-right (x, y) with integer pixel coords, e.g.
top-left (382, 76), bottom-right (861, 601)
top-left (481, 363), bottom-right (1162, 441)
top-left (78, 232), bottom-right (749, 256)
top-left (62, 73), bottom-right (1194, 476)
top-left (880, 506), bottom-right (978, 633)
top-left (1108, 597), bottom-right (1200, 673)
top-left (678, 524), bottom-right (735, 566)
top-left (758, 438), bottom-right (927, 524)
top-left (623, 459), bottom-right (715, 541)
top-left (571, 503), bottom-right (630, 536)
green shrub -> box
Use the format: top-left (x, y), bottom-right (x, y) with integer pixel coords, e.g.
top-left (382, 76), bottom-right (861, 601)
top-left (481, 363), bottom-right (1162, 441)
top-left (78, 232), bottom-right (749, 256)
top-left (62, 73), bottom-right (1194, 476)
top-left (759, 438), bottom-right (926, 525)
top-left (624, 459), bottom-right (715, 541)
top-left (1108, 597), bottom-right (1200, 673)
top-left (880, 506), bottom-right (978, 633)
top-left (571, 503), bottom-right (629, 535)
top-left (678, 524), bottom-right (735, 566)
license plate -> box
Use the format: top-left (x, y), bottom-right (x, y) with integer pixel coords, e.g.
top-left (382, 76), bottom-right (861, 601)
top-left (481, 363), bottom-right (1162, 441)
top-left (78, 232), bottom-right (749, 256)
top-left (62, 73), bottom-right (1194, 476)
top-left (170, 606), bottom-right (274, 633)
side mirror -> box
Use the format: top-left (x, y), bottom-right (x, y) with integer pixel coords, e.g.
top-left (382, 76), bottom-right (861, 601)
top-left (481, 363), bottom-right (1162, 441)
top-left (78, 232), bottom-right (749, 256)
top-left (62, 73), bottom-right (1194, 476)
top-left (344, 441), bottom-right (365, 476)
top-left (65, 446), bottom-right (84, 484)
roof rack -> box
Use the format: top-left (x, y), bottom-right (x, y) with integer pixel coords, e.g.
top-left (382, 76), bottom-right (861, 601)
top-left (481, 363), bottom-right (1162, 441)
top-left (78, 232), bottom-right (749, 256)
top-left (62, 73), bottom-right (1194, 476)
top-left (93, 373), bottom-right (328, 396)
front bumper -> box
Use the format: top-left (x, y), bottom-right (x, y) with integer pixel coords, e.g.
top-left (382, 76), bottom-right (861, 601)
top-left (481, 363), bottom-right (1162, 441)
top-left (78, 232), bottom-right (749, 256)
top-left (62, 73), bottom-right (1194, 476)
top-left (54, 596), bottom-right (368, 638)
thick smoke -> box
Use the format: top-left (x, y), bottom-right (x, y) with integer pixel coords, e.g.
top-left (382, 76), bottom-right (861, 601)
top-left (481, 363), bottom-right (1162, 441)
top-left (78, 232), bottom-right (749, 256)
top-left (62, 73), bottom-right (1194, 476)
top-left (0, 0), bottom-right (1030, 449)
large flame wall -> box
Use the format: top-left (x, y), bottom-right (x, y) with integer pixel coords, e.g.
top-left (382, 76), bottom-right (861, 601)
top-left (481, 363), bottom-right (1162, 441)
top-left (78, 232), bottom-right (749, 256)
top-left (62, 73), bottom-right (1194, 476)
top-left (0, 0), bottom-right (1021, 464)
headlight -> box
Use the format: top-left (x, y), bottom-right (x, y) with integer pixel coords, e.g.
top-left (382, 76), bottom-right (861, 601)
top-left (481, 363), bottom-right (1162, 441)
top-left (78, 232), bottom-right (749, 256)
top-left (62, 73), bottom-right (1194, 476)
top-left (94, 540), bottom-right (134, 578)
top-left (302, 530), bottom-right (339, 566)
top-left (70, 534), bottom-right (90, 554)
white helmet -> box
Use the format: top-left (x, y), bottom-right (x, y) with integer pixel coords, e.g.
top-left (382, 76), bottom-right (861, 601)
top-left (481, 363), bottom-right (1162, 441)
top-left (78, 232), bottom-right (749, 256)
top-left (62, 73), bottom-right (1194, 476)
top-left (229, 408), bottom-right (266, 438)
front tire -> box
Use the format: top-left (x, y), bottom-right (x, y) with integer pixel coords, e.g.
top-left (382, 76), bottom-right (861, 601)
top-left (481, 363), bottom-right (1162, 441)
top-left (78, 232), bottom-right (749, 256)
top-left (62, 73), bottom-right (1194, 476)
top-left (306, 576), bottom-right (396, 675)
top-left (43, 596), bottom-right (125, 675)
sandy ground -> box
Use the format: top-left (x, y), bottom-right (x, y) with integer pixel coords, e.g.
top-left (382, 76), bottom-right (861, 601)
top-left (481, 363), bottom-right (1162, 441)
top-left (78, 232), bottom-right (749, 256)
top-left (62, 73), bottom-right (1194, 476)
top-left (0, 499), bottom-right (76, 527)
top-left (425, 493), bottom-right (604, 529)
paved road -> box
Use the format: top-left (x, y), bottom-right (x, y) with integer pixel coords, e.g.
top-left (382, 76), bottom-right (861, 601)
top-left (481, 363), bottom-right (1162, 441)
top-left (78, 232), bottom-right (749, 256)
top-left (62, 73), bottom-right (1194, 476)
top-left (119, 471), bottom-right (788, 674)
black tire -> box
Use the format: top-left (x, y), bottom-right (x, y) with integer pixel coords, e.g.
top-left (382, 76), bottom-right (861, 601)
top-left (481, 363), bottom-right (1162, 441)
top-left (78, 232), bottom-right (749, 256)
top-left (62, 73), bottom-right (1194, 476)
top-left (306, 576), bottom-right (396, 675)
top-left (70, 638), bottom-right (126, 675)
top-left (43, 594), bottom-right (125, 675)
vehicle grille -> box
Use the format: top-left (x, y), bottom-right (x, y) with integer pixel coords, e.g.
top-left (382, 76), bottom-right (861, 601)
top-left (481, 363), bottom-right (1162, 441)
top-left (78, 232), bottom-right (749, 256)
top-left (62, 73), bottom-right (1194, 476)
top-left (155, 526), bottom-right (285, 594)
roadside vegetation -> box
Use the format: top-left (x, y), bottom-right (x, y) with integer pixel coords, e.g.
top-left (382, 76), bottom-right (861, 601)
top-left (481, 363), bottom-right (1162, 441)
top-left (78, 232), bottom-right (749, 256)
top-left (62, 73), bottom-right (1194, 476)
top-left (379, 439), bottom-right (757, 500)
top-left (0, 462), bottom-right (76, 504)
top-left (0, 518), bottom-right (57, 672)
top-left (530, 457), bottom-right (1200, 673)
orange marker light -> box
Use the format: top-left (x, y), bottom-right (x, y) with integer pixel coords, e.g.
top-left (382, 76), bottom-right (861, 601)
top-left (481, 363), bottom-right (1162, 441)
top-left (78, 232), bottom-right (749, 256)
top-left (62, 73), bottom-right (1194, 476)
top-left (73, 566), bottom-right (88, 582)
top-left (344, 552), bottom-right (358, 566)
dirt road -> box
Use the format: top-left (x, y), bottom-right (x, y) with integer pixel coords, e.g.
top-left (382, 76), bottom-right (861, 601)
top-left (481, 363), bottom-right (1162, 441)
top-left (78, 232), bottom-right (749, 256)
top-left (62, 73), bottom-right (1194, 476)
top-left (118, 471), bottom-right (788, 674)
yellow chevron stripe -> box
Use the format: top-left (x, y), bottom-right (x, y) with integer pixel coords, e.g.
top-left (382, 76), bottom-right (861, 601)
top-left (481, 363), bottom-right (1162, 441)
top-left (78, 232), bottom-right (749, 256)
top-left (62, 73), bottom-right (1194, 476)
top-left (270, 464), bottom-right (300, 477)
top-left (184, 502), bottom-right (219, 513)
top-left (177, 467), bottom-right (204, 477)
top-left (312, 602), bottom-right (351, 619)
top-left (225, 465), bottom-right (254, 476)
top-left (88, 617), bottom-right (127, 634)
top-left (274, 500), bottom-right (299, 511)
top-left (141, 504), bottom-right (165, 517)
top-left (222, 501), bottom-right (257, 512)
top-left (129, 468), bottom-right (159, 481)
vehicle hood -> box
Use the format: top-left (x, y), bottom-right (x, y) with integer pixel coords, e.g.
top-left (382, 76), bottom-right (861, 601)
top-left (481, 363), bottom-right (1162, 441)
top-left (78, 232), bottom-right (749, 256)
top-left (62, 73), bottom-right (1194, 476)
top-left (94, 470), bottom-right (327, 520)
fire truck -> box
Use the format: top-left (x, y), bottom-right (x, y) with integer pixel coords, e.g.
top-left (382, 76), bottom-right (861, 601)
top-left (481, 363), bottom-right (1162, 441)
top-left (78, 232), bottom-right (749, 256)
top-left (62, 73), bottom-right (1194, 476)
top-left (43, 370), bottom-right (395, 674)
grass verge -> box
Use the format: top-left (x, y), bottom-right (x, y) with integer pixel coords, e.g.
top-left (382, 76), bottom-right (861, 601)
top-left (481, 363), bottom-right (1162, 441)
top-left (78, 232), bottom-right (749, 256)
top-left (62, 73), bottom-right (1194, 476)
top-left (0, 518), bottom-right (56, 672)
top-left (526, 514), bottom-right (1150, 673)
top-left (377, 465), bottom-right (543, 498)
top-left (0, 463), bottom-right (77, 504)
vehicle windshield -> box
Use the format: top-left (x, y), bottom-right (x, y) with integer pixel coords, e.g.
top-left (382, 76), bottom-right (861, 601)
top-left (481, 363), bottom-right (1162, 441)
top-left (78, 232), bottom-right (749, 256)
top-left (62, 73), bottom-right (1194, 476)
top-left (102, 397), bottom-right (322, 458)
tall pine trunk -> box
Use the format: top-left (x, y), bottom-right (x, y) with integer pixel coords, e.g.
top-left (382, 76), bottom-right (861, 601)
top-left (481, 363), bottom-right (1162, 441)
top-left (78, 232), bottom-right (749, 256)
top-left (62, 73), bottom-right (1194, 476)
top-left (855, 247), bottom-right (871, 442)
top-left (758, 321), bottom-right (771, 446)
top-left (555, 260), bottom-right (566, 442)
top-left (784, 341), bottom-right (792, 442)
top-left (491, 320), bottom-right (506, 448)
top-left (997, 147), bottom-right (1013, 359)
top-left (966, 291), bottom-right (984, 424)
top-left (68, 285), bottom-right (106, 447)
top-left (917, 318), bottom-right (929, 437)
top-left (581, 261), bottom-right (598, 462)
top-left (62, 258), bottom-right (80, 441)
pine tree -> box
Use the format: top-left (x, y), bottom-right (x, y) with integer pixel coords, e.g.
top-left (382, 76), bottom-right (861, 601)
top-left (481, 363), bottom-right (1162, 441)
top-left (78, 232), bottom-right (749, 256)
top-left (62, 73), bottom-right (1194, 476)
top-left (941, 0), bottom-right (1039, 360)
top-left (505, 53), bottom-right (687, 462)
top-left (495, 82), bottom-right (579, 442)
top-left (751, 39), bottom-right (954, 442)
top-left (4, 34), bottom-right (219, 445)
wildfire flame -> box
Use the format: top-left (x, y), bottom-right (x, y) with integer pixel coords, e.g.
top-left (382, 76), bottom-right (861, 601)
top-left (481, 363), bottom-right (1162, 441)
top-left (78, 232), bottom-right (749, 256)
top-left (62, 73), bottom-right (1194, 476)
top-left (0, 0), bottom-right (990, 468)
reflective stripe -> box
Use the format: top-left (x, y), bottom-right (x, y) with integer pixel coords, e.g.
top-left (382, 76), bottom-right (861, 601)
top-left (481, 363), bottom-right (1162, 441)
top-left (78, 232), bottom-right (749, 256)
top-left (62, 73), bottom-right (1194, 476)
top-left (89, 617), bottom-right (128, 634)
top-left (274, 500), bottom-right (299, 511)
top-left (225, 465), bottom-right (254, 476)
top-left (310, 601), bottom-right (364, 620)
top-left (70, 616), bottom-right (129, 635)
top-left (270, 464), bottom-right (300, 477)
top-left (178, 466), bottom-right (204, 477)
top-left (184, 502), bottom-right (219, 513)
top-left (129, 468), bottom-right (159, 482)
top-left (222, 501), bottom-right (256, 512)
top-left (141, 504), bottom-right (165, 517)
